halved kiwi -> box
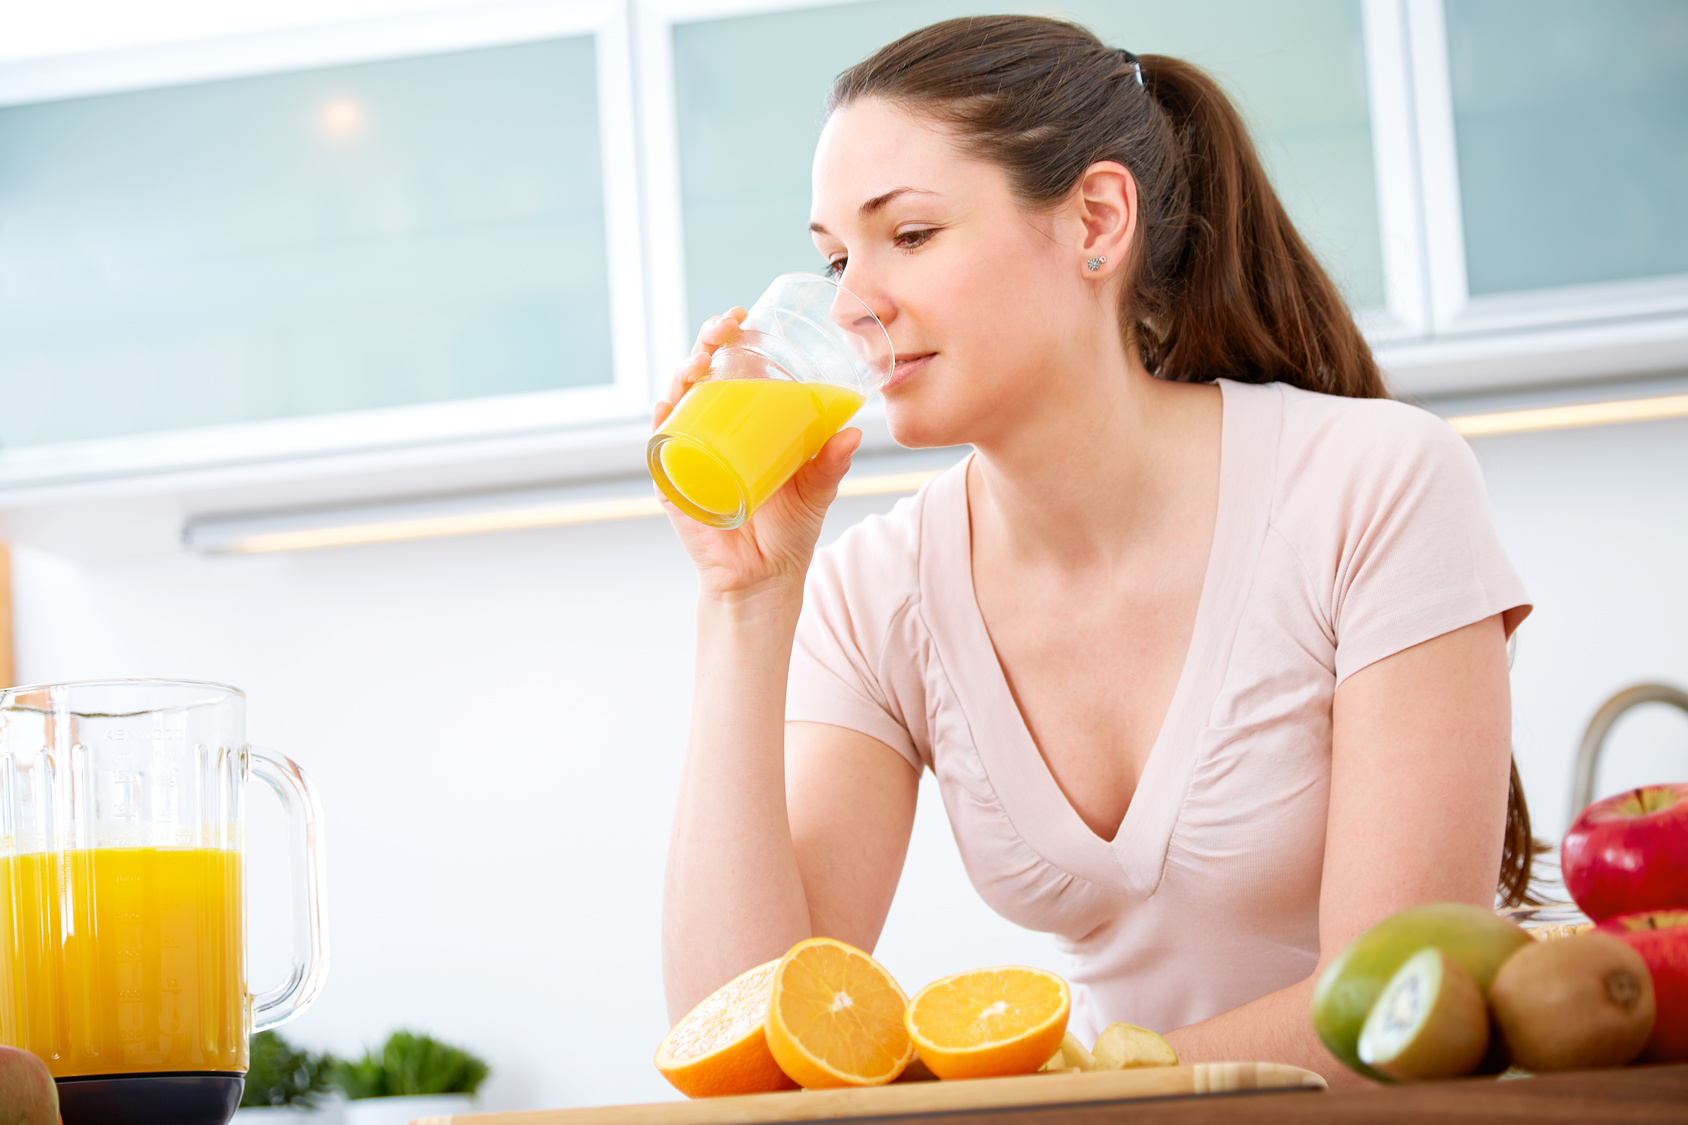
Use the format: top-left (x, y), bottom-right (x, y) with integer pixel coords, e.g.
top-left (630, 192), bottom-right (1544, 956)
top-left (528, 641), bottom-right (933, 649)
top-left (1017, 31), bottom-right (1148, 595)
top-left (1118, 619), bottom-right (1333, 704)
top-left (1489, 932), bottom-right (1655, 1071)
top-left (1357, 946), bottom-right (1490, 1080)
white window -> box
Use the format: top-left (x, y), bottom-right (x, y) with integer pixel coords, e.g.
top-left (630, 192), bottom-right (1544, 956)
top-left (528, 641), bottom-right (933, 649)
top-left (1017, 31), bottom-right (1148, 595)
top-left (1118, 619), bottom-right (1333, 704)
top-left (0, 0), bottom-right (646, 490)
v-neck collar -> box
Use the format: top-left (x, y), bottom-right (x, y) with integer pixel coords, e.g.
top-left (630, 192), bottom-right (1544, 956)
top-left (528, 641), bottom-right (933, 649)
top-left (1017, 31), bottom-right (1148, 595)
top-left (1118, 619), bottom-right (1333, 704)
top-left (919, 379), bottom-right (1282, 897)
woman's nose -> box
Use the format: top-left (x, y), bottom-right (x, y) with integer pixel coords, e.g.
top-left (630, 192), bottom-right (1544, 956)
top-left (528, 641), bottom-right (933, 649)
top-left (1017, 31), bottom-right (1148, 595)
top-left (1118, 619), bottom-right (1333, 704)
top-left (831, 269), bottom-right (896, 331)
top-left (829, 272), bottom-right (895, 373)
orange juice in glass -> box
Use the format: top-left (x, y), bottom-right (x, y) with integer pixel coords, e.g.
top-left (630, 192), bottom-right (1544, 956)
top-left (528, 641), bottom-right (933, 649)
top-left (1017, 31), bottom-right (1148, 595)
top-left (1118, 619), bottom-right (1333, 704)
top-left (650, 273), bottom-right (893, 528)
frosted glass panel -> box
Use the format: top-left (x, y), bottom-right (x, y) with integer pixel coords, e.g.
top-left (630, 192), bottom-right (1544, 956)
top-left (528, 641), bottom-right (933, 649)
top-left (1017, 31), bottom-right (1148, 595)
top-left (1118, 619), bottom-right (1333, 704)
top-left (1448, 0), bottom-right (1688, 295)
top-left (674, 0), bottom-right (1381, 329)
top-left (0, 36), bottom-right (611, 450)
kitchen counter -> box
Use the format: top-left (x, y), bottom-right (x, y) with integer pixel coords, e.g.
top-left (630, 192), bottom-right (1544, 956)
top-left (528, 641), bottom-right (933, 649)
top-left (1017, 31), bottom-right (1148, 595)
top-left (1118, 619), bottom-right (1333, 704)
top-left (429, 1065), bottom-right (1687, 1125)
top-left (943, 1066), bottom-right (1688, 1125)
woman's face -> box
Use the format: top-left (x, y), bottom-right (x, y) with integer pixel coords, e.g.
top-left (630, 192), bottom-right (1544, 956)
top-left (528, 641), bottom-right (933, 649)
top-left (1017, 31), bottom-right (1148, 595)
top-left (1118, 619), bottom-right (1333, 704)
top-left (810, 97), bottom-right (1119, 450)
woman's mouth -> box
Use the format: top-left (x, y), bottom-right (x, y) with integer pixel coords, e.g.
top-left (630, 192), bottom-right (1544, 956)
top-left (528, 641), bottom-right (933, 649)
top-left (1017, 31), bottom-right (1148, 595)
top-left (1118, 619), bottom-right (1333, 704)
top-left (884, 351), bottom-right (934, 392)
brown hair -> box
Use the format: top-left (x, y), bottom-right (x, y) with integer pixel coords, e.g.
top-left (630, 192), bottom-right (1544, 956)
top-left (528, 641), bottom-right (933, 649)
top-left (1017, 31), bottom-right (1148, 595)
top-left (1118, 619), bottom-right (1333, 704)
top-left (831, 15), bottom-right (1544, 907)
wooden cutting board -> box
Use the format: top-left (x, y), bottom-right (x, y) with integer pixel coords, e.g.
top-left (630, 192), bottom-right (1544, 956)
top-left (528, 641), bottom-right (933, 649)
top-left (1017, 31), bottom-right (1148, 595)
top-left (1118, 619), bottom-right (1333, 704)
top-left (414, 1062), bottom-right (1326, 1125)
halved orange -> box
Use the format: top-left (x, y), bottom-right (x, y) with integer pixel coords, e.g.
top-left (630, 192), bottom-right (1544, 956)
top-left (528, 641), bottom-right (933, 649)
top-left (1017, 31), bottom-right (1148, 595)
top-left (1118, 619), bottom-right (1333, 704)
top-left (764, 937), bottom-right (914, 1088)
top-left (905, 965), bottom-right (1071, 1080)
top-left (654, 960), bottom-right (799, 1098)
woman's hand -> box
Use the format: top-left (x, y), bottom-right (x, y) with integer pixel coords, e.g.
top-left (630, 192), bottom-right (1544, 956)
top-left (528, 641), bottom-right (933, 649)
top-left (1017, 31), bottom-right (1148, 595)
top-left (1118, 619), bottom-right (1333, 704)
top-left (653, 308), bottom-right (863, 605)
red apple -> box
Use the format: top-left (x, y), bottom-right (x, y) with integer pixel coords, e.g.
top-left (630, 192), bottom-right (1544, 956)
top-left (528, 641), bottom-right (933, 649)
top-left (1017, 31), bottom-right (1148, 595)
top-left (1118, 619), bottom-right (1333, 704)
top-left (0, 1045), bottom-right (58, 1125)
top-left (1597, 909), bottom-right (1688, 1062)
top-left (1561, 783), bottom-right (1688, 921)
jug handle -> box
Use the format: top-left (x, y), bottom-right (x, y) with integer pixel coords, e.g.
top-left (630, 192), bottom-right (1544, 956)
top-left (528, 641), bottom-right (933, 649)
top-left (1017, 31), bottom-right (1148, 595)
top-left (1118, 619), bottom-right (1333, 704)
top-left (250, 747), bottom-right (330, 1032)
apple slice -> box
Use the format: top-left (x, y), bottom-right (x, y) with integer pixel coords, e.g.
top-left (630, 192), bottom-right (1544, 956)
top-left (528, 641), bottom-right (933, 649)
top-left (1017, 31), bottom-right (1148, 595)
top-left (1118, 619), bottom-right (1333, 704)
top-left (1562, 783), bottom-right (1688, 921)
top-left (1039, 1032), bottom-right (1096, 1073)
top-left (1091, 1023), bottom-right (1177, 1069)
top-left (1598, 908), bottom-right (1688, 1062)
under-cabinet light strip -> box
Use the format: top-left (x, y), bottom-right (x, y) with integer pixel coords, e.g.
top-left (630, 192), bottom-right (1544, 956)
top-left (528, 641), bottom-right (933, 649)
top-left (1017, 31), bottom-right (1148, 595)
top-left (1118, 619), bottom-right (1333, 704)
top-left (216, 467), bottom-right (947, 555)
top-left (214, 391), bottom-right (1688, 555)
top-left (1447, 392), bottom-right (1688, 438)
top-left (222, 494), bottom-right (665, 554)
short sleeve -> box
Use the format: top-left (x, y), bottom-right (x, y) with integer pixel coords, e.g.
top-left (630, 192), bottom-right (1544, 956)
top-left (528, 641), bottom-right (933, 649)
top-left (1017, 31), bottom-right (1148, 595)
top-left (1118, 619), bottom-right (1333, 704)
top-left (786, 511), bottom-right (926, 773)
top-left (1325, 407), bottom-right (1532, 684)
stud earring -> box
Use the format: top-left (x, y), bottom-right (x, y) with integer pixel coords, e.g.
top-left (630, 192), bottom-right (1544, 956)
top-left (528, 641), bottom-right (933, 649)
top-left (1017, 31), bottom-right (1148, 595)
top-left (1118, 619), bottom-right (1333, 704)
top-left (1087, 256), bottom-right (1106, 271)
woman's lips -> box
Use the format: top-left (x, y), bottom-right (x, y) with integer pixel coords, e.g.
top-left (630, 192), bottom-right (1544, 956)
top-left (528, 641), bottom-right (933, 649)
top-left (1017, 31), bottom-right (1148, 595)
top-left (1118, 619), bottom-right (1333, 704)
top-left (884, 351), bottom-right (934, 392)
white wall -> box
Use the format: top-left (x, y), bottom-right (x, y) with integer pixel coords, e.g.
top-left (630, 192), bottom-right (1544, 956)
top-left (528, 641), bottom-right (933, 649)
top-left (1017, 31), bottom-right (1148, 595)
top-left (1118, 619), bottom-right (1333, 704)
top-left (9, 416), bottom-right (1688, 1111)
top-left (7, 491), bottom-right (1062, 1112)
top-left (1471, 416), bottom-right (1688, 842)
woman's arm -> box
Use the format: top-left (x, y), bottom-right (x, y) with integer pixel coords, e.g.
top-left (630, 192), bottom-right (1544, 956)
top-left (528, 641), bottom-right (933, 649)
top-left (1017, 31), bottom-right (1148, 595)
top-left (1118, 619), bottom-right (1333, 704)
top-left (658, 312), bottom-right (919, 1022)
top-left (661, 614), bottom-right (919, 1021)
top-left (661, 589), bottom-right (810, 1020)
top-left (1164, 613), bottom-right (1514, 1084)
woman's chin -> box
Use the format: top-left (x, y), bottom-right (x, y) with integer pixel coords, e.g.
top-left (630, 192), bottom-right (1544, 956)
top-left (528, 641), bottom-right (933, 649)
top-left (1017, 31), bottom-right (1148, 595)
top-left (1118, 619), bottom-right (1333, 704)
top-left (883, 400), bottom-right (971, 452)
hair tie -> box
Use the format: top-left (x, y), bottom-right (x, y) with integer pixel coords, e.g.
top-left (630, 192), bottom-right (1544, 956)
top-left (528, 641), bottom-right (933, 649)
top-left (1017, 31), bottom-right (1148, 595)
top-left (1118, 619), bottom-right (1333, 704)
top-left (1119, 47), bottom-right (1145, 87)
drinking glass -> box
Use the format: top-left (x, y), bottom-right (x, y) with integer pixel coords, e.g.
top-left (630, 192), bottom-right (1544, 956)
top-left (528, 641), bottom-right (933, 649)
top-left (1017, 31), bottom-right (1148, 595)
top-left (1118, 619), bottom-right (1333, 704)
top-left (649, 272), bottom-right (894, 528)
top-left (0, 679), bottom-right (327, 1125)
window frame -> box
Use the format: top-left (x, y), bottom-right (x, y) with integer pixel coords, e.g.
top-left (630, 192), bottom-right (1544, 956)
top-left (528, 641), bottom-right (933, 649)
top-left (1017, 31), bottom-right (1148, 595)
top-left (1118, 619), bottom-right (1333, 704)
top-left (0, 0), bottom-right (651, 493)
top-left (1360, 0), bottom-right (1432, 343)
top-left (1386, 0), bottom-right (1688, 392)
top-left (633, 0), bottom-right (861, 407)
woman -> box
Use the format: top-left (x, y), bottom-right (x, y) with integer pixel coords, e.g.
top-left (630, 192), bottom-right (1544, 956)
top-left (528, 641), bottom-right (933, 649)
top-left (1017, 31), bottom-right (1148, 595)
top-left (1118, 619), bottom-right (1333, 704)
top-left (656, 16), bottom-right (1533, 1083)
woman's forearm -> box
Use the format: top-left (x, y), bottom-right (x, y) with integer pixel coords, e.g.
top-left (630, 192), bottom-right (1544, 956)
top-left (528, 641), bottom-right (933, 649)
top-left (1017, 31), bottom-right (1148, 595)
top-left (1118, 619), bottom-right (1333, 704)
top-left (1163, 975), bottom-right (1366, 1088)
top-left (661, 588), bottom-right (815, 1022)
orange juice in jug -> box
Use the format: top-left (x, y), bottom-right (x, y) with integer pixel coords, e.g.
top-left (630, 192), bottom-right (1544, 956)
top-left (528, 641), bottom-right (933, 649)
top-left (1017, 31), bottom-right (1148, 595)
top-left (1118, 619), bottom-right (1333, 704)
top-left (0, 847), bottom-right (247, 1077)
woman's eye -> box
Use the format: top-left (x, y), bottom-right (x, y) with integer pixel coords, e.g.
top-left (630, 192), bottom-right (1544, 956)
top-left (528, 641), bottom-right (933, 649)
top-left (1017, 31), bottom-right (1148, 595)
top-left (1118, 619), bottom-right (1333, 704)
top-left (895, 228), bottom-right (936, 250)
top-left (825, 258), bottom-right (847, 279)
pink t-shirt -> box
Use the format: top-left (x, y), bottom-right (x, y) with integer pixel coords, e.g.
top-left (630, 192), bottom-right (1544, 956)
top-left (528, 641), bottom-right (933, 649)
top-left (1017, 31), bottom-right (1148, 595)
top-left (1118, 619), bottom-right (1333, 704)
top-left (787, 378), bottom-right (1531, 1039)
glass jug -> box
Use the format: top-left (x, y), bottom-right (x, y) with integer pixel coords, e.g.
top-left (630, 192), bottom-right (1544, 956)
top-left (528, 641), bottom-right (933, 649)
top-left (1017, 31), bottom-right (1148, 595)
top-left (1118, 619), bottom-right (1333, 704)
top-left (0, 680), bottom-right (328, 1125)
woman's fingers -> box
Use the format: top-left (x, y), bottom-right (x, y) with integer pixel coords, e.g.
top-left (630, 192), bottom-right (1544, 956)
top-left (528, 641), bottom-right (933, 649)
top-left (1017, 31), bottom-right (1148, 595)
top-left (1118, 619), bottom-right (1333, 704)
top-left (690, 308), bottom-right (748, 356)
top-left (821, 425), bottom-right (864, 468)
top-left (669, 308), bottom-right (750, 406)
top-left (792, 427), bottom-right (862, 511)
top-left (664, 351), bottom-right (711, 411)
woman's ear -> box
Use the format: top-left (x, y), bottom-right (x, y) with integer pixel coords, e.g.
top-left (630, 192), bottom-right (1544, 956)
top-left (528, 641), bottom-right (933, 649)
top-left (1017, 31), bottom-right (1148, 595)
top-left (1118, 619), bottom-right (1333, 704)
top-left (1072, 160), bottom-right (1136, 278)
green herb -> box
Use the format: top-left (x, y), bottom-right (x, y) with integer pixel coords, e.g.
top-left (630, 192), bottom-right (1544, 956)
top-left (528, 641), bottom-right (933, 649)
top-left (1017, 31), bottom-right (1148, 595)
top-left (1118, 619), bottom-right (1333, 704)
top-left (241, 1030), bottom-right (334, 1108)
top-left (323, 1030), bottom-right (490, 1100)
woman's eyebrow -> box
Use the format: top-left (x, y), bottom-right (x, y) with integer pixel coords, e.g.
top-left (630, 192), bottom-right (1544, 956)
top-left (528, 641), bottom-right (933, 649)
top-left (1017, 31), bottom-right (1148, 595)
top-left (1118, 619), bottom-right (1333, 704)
top-left (809, 187), bottom-right (942, 235)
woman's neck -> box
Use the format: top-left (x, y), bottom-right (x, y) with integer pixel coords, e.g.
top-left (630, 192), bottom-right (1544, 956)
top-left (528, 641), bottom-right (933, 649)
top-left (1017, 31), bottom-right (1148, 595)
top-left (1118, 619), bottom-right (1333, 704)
top-left (966, 344), bottom-right (1222, 572)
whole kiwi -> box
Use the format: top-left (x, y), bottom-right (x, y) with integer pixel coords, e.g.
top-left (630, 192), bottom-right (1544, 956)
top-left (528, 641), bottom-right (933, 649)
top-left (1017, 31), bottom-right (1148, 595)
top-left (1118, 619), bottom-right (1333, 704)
top-left (1489, 933), bottom-right (1655, 1071)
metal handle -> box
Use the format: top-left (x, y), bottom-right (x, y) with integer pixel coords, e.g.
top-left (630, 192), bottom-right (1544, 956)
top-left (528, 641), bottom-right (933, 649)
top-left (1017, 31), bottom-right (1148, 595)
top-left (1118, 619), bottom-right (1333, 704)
top-left (1570, 683), bottom-right (1688, 821)
top-left (250, 747), bottom-right (330, 1033)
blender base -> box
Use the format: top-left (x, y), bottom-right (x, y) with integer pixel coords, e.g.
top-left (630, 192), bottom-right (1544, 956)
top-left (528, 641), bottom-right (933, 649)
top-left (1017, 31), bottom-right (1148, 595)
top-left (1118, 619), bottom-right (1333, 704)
top-left (57, 1071), bottom-right (244, 1125)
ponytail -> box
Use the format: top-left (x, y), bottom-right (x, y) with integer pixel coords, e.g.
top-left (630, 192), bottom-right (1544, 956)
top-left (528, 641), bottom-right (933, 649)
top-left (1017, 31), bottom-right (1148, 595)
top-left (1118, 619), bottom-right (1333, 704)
top-left (1500, 760), bottom-right (1549, 908)
top-left (833, 15), bottom-right (1538, 908)
top-left (1133, 56), bottom-right (1385, 398)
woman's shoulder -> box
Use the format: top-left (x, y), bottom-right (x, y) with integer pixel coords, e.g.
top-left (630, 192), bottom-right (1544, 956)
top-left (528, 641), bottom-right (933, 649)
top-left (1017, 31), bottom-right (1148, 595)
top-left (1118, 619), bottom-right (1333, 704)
top-left (1239, 382), bottom-right (1529, 677)
top-left (1267, 379), bottom-right (1463, 457)
top-left (1255, 380), bottom-right (1480, 500)
top-left (1241, 380), bottom-right (1499, 570)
